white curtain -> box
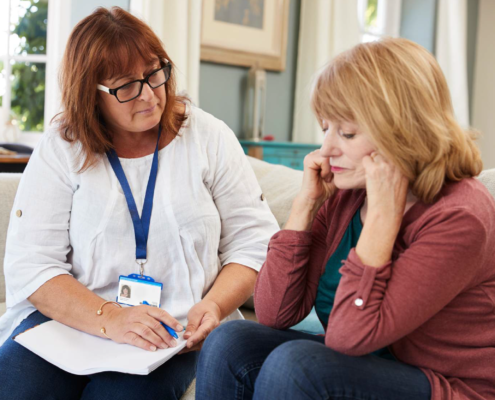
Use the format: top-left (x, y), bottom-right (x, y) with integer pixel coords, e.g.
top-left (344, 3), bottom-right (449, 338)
top-left (130, 0), bottom-right (202, 105)
top-left (292, 0), bottom-right (361, 144)
top-left (435, 0), bottom-right (469, 128)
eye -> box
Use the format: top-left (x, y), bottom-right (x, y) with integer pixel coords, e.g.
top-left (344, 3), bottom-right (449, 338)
top-left (338, 129), bottom-right (355, 139)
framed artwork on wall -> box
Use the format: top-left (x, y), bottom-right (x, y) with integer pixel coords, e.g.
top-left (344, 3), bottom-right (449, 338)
top-left (200, 0), bottom-right (290, 71)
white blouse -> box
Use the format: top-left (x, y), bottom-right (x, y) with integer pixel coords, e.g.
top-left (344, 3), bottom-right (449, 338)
top-left (0, 105), bottom-right (279, 345)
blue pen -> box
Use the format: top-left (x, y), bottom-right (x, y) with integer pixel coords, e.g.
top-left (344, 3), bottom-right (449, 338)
top-left (142, 301), bottom-right (179, 339)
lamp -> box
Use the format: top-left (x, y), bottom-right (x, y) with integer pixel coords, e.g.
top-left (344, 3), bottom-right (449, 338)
top-left (243, 65), bottom-right (266, 141)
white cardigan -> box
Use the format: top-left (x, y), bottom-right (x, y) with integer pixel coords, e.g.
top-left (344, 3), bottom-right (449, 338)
top-left (0, 105), bottom-right (279, 345)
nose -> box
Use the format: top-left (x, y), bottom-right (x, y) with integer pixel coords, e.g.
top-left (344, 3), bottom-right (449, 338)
top-left (320, 130), bottom-right (342, 158)
top-left (138, 82), bottom-right (155, 102)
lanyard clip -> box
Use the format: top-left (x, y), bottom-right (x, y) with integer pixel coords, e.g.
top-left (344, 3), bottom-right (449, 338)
top-left (136, 259), bottom-right (147, 277)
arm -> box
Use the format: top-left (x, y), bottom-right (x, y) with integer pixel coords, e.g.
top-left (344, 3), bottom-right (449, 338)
top-left (254, 150), bottom-right (337, 328)
top-left (182, 263), bottom-right (257, 350)
top-left (326, 208), bottom-right (487, 355)
top-left (182, 120), bottom-right (279, 350)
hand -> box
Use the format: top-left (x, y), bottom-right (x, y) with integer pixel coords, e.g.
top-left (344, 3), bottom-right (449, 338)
top-left (179, 299), bottom-right (221, 354)
top-left (362, 152), bottom-right (409, 227)
top-left (102, 305), bottom-right (183, 352)
top-left (284, 150), bottom-right (336, 231)
top-left (299, 149), bottom-right (337, 206)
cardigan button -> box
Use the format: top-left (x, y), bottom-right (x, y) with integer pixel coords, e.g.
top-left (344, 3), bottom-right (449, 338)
top-left (354, 298), bottom-right (364, 307)
top-left (260, 193), bottom-right (265, 201)
top-left (16, 210), bottom-right (22, 217)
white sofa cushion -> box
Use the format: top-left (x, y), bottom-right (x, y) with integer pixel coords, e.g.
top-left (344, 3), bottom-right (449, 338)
top-left (0, 173), bottom-right (22, 304)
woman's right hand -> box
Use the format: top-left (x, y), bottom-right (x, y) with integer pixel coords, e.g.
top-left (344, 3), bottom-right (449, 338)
top-left (102, 305), bottom-right (183, 351)
top-left (284, 150), bottom-right (336, 231)
top-left (299, 149), bottom-right (336, 205)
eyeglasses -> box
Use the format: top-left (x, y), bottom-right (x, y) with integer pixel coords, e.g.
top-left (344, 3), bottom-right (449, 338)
top-left (97, 63), bottom-right (172, 103)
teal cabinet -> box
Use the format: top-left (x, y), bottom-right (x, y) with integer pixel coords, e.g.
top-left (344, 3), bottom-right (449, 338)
top-left (239, 140), bottom-right (320, 171)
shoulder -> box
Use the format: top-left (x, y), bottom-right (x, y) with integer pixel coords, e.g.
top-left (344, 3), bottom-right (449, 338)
top-left (434, 179), bottom-right (495, 224)
top-left (32, 123), bottom-right (83, 173)
top-left (409, 179), bottom-right (495, 243)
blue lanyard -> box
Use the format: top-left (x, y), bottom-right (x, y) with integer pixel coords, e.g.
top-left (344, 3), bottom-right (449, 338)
top-left (106, 126), bottom-right (161, 269)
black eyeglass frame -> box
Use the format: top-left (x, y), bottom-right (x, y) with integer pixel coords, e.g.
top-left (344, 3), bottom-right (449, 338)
top-left (97, 62), bottom-right (172, 103)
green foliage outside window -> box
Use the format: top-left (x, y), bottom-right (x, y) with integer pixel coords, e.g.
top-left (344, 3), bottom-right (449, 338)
top-left (10, 0), bottom-right (48, 132)
top-left (365, 0), bottom-right (378, 30)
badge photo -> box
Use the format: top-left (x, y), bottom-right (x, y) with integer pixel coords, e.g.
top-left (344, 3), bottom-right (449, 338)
top-left (117, 275), bottom-right (163, 307)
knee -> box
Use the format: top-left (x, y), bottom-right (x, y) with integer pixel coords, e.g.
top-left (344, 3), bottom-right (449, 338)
top-left (263, 340), bottom-right (323, 376)
top-left (200, 320), bottom-right (259, 368)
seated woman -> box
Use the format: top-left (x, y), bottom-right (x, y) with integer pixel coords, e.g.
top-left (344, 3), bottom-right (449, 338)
top-left (196, 38), bottom-right (495, 400)
top-left (0, 6), bottom-right (278, 400)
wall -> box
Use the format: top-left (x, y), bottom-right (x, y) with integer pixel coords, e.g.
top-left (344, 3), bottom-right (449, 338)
top-left (199, 0), bottom-right (301, 142)
top-left (472, 0), bottom-right (495, 169)
top-left (199, 0), bottom-right (443, 142)
top-left (71, 0), bottom-right (129, 28)
top-left (399, 0), bottom-right (437, 53)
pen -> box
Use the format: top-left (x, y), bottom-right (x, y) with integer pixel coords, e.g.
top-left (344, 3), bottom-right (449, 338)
top-left (142, 301), bottom-right (179, 339)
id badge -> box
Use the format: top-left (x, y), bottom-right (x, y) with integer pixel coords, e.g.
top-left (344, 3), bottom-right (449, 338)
top-left (117, 274), bottom-right (163, 307)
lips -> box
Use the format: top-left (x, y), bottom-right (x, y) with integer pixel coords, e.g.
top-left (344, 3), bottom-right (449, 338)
top-left (137, 104), bottom-right (156, 114)
top-left (331, 166), bottom-right (347, 172)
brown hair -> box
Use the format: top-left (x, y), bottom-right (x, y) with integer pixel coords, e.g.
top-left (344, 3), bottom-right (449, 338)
top-left (55, 6), bottom-right (187, 171)
top-left (311, 38), bottom-right (482, 203)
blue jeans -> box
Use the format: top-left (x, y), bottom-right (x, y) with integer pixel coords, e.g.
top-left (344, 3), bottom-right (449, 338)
top-left (196, 320), bottom-right (431, 400)
top-left (0, 311), bottom-right (197, 400)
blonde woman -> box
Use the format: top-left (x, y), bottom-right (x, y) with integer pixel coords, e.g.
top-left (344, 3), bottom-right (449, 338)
top-left (195, 38), bottom-right (495, 400)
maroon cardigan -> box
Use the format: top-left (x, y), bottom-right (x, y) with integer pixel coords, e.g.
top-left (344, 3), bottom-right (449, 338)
top-left (255, 178), bottom-right (495, 400)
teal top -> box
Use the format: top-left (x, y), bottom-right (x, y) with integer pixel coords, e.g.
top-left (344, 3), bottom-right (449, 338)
top-left (315, 208), bottom-right (393, 359)
top-left (315, 208), bottom-right (363, 327)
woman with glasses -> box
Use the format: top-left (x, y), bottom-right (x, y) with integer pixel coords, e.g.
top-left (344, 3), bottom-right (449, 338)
top-left (0, 6), bottom-right (278, 400)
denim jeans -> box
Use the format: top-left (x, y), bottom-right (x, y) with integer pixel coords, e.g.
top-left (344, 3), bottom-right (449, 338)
top-left (0, 311), bottom-right (197, 400)
top-left (196, 320), bottom-right (431, 400)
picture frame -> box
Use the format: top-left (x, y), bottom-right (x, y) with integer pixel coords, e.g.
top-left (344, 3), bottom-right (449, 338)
top-left (200, 0), bottom-right (290, 71)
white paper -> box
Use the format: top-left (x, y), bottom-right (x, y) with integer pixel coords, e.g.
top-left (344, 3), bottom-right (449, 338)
top-left (15, 320), bottom-right (187, 375)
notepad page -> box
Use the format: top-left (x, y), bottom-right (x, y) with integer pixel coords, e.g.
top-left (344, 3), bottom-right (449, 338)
top-left (15, 320), bottom-right (187, 375)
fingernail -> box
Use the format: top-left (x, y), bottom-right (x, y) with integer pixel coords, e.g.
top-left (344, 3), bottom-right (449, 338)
top-left (176, 324), bottom-right (183, 331)
top-left (187, 341), bottom-right (193, 349)
top-left (160, 342), bottom-right (168, 349)
top-left (150, 345), bottom-right (157, 351)
top-left (170, 339), bottom-right (177, 347)
top-left (184, 331), bottom-right (191, 338)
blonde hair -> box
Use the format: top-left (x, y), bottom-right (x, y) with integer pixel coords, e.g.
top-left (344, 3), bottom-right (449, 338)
top-left (311, 38), bottom-right (482, 203)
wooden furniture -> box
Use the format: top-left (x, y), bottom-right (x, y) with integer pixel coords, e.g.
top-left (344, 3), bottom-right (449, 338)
top-left (239, 140), bottom-right (320, 171)
top-left (0, 154), bottom-right (30, 173)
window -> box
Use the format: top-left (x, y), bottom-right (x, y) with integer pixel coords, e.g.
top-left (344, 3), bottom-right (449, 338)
top-left (1, 0), bottom-right (48, 134)
top-left (358, 0), bottom-right (402, 43)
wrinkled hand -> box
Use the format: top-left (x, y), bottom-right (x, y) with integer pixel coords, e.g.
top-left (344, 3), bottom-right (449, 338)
top-left (179, 299), bottom-right (221, 354)
top-left (362, 152), bottom-right (409, 225)
top-left (299, 149), bottom-right (337, 206)
top-left (102, 305), bottom-right (183, 352)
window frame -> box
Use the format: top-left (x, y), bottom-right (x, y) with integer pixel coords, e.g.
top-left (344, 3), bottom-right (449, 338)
top-left (1, 0), bottom-right (71, 146)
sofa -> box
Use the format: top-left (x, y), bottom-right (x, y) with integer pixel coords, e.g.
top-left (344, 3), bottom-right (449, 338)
top-left (2, 157), bottom-right (495, 399)
top-left (0, 156), bottom-right (303, 399)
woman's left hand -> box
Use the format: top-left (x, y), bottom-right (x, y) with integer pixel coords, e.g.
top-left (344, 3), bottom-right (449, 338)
top-left (179, 299), bottom-right (221, 353)
top-left (362, 152), bottom-right (409, 229)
